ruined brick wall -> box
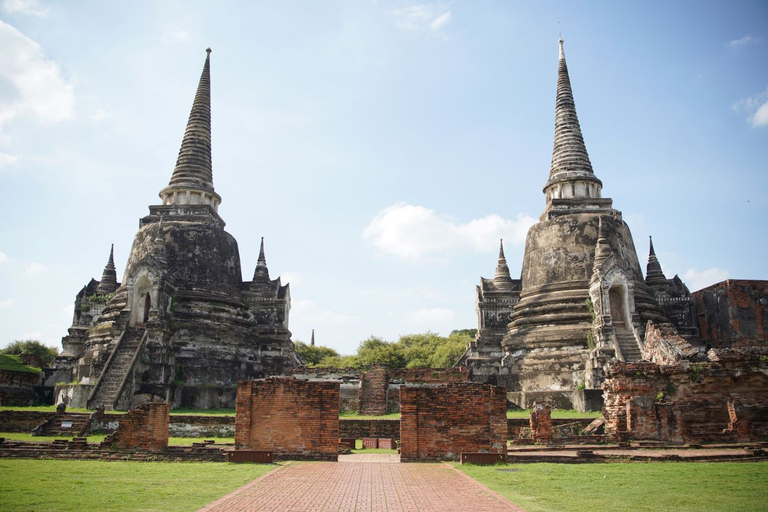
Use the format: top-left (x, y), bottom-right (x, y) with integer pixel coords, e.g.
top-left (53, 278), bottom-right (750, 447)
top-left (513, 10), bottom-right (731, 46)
top-left (603, 349), bottom-right (768, 443)
top-left (102, 402), bottom-right (169, 452)
top-left (0, 411), bottom-right (54, 432)
top-left (694, 280), bottom-right (767, 348)
top-left (339, 418), bottom-right (400, 440)
top-left (642, 322), bottom-right (699, 365)
top-left (529, 402), bottom-right (553, 443)
top-left (0, 369), bottom-right (40, 387)
top-left (400, 383), bottom-right (507, 462)
top-left (359, 365), bottom-right (388, 416)
top-left (360, 366), bottom-right (470, 415)
top-left (235, 377), bottom-right (339, 460)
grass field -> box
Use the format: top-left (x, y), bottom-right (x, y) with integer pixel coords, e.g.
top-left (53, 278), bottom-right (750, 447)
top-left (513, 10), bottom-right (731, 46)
top-left (458, 462), bottom-right (768, 512)
top-left (0, 459), bottom-right (276, 512)
top-left (506, 409), bottom-right (602, 419)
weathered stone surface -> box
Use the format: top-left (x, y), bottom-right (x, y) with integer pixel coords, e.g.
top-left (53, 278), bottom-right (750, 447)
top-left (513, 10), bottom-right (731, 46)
top-left (53, 50), bottom-right (297, 410)
top-left (642, 321), bottom-right (699, 365)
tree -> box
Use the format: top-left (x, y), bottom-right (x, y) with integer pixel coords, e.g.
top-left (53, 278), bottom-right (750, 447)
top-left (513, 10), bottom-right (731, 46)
top-left (0, 339), bottom-right (58, 366)
top-left (294, 341), bottom-right (340, 366)
top-left (356, 336), bottom-right (407, 369)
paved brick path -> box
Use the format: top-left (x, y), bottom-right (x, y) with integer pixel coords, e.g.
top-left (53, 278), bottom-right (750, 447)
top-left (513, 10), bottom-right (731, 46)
top-left (199, 459), bottom-right (524, 511)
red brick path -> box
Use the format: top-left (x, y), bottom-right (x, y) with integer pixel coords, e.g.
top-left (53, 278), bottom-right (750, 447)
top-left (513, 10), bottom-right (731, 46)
top-left (199, 459), bottom-right (524, 511)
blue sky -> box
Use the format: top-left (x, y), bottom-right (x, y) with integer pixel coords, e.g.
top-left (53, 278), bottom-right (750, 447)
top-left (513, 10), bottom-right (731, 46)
top-left (1, 0), bottom-right (766, 355)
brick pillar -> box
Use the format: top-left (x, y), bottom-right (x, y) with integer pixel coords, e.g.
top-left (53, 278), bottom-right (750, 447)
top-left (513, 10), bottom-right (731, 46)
top-left (529, 401), bottom-right (553, 444)
top-left (102, 402), bottom-right (169, 452)
top-left (359, 364), bottom-right (389, 416)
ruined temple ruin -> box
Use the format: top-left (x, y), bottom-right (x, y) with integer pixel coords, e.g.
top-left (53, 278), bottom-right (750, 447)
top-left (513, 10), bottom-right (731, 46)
top-left (52, 49), bottom-right (297, 410)
top-left (459, 39), bottom-right (763, 409)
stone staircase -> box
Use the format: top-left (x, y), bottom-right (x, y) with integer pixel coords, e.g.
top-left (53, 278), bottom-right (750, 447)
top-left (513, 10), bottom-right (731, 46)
top-left (614, 329), bottom-right (642, 362)
top-left (33, 413), bottom-right (91, 437)
top-left (88, 328), bottom-right (145, 410)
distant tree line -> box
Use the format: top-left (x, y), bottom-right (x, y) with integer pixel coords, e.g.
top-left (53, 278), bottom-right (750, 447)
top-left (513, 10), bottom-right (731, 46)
top-left (294, 329), bottom-right (475, 369)
top-left (0, 339), bottom-right (59, 367)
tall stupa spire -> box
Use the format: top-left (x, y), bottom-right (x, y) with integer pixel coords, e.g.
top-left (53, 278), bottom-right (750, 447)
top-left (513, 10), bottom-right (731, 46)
top-left (96, 244), bottom-right (118, 294)
top-left (645, 236), bottom-right (668, 289)
top-left (493, 239), bottom-right (515, 289)
top-left (253, 237), bottom-right (270, 282)
top-left (543, 39), bottom-right (603, 207)
top-left (159, 48), bottom-right (222, 212)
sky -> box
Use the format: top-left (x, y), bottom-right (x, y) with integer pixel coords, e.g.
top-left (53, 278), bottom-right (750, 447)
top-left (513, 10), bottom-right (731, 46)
top-left (1, 0), bottom-right (766, 356)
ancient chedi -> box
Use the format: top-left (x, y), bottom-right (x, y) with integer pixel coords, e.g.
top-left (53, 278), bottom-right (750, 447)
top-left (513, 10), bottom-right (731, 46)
top-left (56, 49), bottom-right (296, 410)
top-left (463, 40), bottom-right (702, 408)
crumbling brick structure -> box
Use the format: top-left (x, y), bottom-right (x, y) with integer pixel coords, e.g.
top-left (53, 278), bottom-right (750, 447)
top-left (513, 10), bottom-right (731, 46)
top-left (235, 377), bottom-right (339, 461)
top-left (400, 382), bottom-right (507, 462)
top-left (529, 401), bottom-right (553, 443)
top-left (359, 364), bottom-right (469, 415)
top-left (101, 402), bottom-right (169, 452)
top-left (603, 348), bottom-right (768, 444)
top-left (693, 280), bottom-right (767, 349)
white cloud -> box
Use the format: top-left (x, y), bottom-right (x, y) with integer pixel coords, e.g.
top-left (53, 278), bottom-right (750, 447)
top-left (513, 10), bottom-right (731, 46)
top-left (363, 202), bottom-right (535, 262)
top-left (732, 88), bottom-right (768, 128)
top-left (0, 21), bottom-right (75, 127)
top-left (751, 101), bottom-right (768, 127)
top-left (728, 35), bottom-right (761, 48)
top-left (291, 299), bottom-right (360, 326)
top-left (88, 108), bottom-right (108, 123)
top-left (25, 262), bottom-right (48, 276)
top-left (163, 30), bottom-right (191, 43)
top-left (0, 152), bottom-right (19, 169)
top-left (0, 251), bottom-right (9, 263)
top-left (0, 299), bottom-right (14, 307)
top-left (280, 272), bottom-right (303, 287)
top-left (430, 11), bottom-right (451, 31)
top-left (392, 3), bottom-right (452, 34)
top-left (406, 307), bottom-right (455, 325)
top-left (2, 0), bottom-right (49, 17)
top-left (683, 267), bottom-right (729, 292)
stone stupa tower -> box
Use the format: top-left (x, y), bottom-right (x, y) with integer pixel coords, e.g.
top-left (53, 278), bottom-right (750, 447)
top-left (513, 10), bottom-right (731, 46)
top-left (56, 49), bottom-right (296, 410)
top-left (500, 40), bottom-right (666, 407)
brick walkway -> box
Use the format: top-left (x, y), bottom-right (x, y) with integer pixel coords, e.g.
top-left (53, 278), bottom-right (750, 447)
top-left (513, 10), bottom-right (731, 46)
top-left (199, 459), bottom-right (524, 512)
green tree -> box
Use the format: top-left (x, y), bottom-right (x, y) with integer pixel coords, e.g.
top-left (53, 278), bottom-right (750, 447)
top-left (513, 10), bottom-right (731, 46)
top-left (430, 331), bottom-right (473, 367)
top-left (0, 339), bottom-right (58, 366)
top-left (356, 336), bottom-right (407, 369)
top-left (294, 341), bottom-right (340, 366)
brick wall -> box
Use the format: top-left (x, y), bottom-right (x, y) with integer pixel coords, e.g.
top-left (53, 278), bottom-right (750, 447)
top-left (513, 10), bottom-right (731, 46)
top-left (0, 369), bottom-right (40, 387)
top-left (101, 402), bottom-right (169, 452)
top-left (603, 348), bottom-right (768, 443)
top-left (0, 410), bottom-right (54, 432)
top-left (339, 418), bottom-right (400, 440)
top-left (400, 382), bottom-right (507, 462)
top-left (693, 280), bottom-right (768, 348)
top-left (235, 377), bottom-right (339, 461)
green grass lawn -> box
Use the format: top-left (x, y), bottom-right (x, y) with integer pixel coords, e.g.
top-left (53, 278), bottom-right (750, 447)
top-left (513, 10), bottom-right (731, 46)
top-left (506, 409), bottom-right (602, 419)
top-left (339, 411), bottom-right (401, 420)
top-left (0, 459), bottom-right (276, 512)
top-left (458, 462), bottom-right (768, 512)
top-left (0, 354), bottom-right (40, 374)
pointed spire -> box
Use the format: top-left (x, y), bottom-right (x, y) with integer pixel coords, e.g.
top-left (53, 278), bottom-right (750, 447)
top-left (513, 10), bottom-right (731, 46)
top-left (158, 48), bottom-right (222, 211)
top-left (493, 239), bottom-right (514, 288)
top-left (543, 39), bottom-right (603, 205)
top-left (97, 244), bottom-right (118, 294)
top-left (253, 237), bottom-right (271, 283)
top-left (311, 329), bottom-right (315, 347)
top-left (645, 236), bottom-right (668, 289)
top-left (593, 217), bottom-right (612, 264)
